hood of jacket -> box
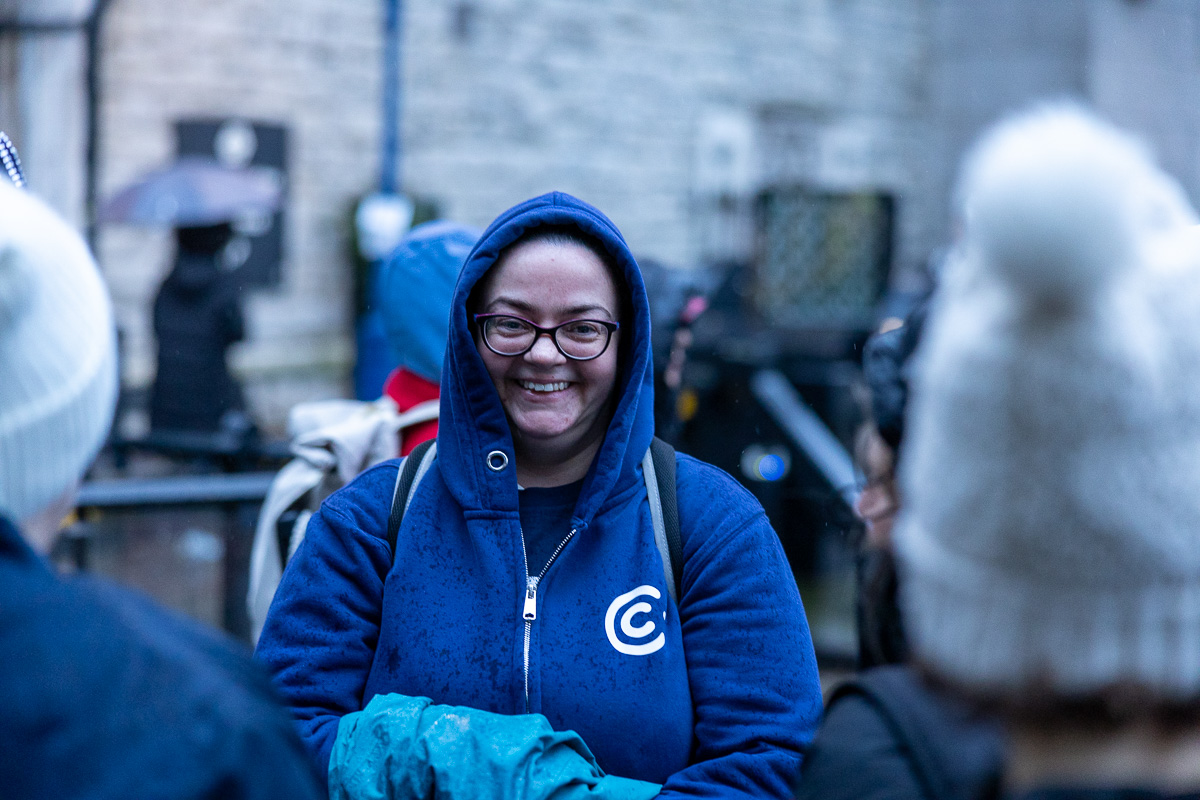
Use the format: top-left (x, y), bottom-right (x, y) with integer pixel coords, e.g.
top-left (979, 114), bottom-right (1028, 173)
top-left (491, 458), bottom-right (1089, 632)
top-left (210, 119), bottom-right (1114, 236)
top-left (437, 192), bottom-right (654, 528)
top-left (377, 220), bottom-right (480, 384)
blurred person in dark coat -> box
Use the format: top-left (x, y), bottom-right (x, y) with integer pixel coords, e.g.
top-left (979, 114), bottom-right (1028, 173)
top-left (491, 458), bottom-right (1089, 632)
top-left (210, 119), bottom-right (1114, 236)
top-left (149, 221), bottom-right (249, 433)
top-left (794, 302), bottom-right (1005, 800)
top-left (0, 181), bottom-right (322, 798)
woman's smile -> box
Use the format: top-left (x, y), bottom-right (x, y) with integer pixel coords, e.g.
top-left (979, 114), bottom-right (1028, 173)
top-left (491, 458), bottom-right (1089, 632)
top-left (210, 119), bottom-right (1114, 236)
top-left (515, 379), bottom-right (572, 394)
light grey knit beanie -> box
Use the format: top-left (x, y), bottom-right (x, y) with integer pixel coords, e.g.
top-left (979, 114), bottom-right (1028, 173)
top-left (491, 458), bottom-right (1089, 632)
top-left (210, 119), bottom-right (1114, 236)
top-left (0, 182), bottom-right (117, 524)
top-left (895, 105), bottom-right (1200, 701)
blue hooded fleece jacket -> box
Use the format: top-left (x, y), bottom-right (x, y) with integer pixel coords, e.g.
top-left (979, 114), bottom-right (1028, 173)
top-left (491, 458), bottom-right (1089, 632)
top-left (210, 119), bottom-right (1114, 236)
top-left (256, 192), bottom-right (822, 798)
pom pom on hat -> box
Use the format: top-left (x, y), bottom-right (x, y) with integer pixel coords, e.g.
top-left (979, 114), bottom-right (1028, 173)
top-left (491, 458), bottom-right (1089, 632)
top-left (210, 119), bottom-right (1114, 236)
top-left (955, 106), bottom-right (1180, 302)
top-left (896, 105), bottom-right (1200, 702)
top-left (0, 182), bottom-right (117, 523)
top-left (0, 245), bottom-right (35, 332)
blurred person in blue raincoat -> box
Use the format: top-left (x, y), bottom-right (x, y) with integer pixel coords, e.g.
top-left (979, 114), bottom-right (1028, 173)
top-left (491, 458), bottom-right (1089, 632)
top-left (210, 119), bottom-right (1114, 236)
top-left (0, 181), bottom-right (322, 798)
top-left (376, 220), bottom-right (480, 455)
top-left (247, 221), bottom-right (478, 640)
top-left (257, 191), bottom-right (822, 799)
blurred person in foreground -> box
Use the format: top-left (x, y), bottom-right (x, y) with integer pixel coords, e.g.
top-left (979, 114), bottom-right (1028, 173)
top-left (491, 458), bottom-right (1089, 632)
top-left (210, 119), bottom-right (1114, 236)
top-left (795, 302), bottom-right (1006, 800)
top-left (0, 181), bottom-right (323, 798)
top-left (896, 106), bottom-right (1200, 798)
top-left (257, 191), bottom-right (821, 799)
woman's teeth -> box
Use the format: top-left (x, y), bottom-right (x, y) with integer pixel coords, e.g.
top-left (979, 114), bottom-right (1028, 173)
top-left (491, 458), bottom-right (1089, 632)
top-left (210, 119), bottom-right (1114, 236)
top-left (519, 380), bottom-right (569, 393)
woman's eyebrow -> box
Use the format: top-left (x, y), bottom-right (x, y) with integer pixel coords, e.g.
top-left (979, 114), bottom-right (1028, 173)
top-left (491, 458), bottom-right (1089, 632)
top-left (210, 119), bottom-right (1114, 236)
top-left (563, 303), bottom-right (616, 318)
top-left (483, 296), bottom-right (534, 313)
top-left (485, 296), bottom-right (616, 318)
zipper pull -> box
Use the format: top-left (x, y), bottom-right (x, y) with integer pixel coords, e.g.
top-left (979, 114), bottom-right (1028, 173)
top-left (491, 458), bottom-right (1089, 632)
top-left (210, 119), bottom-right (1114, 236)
top-left (523, 575), bottom-right (540, 621)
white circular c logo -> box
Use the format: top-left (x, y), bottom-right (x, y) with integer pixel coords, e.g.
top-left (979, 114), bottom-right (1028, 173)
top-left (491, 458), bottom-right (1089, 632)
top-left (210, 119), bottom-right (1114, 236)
top-left (604, 585), bottom-right (666, 656)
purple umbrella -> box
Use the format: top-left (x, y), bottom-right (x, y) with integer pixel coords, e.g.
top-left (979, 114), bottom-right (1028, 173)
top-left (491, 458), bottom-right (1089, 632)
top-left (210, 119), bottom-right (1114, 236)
top-left (100, 156), bottom-right (282, 226)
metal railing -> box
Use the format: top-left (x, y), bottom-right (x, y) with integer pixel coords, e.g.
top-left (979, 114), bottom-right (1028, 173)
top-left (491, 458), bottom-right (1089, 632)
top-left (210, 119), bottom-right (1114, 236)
top-left (78, 472), bottom-right (276, 508)
top-left (73, 470), bottom-right (276, 641)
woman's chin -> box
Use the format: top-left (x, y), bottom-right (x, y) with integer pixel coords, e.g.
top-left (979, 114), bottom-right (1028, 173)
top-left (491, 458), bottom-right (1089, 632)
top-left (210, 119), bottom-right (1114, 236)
top-left (511, 416), bottom-right (579, 445)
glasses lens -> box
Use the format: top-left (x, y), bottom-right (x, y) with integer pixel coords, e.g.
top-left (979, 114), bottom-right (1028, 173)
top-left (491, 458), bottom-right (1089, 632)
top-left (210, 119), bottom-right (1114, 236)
top-left (556, 320), bottom-right (610, 359)
top-left (484, 316), bottom-right (535, 355)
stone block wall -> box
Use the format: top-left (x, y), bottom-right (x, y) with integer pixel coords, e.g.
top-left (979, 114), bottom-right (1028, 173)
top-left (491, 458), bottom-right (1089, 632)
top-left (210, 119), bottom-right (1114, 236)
top-left (36, 0), bottom-right (1200, 435)
top-left (922, 0), bottom-right (1200, 275)
top-left (91, 0), bottom-right (930, 432)
top-left (96, 0), bottom-right (385, 431)
top-left (402, 0), bottom-right (929, 270)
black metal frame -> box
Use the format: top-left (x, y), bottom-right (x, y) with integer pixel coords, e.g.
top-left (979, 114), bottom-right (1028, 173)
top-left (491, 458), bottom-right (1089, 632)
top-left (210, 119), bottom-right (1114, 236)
top-left (73, 471), bottom-right (275, 640)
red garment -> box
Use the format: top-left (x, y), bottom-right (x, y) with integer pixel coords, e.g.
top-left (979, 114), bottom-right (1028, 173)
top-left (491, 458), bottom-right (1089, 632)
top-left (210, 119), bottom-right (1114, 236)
top-left (382, 367), bottom-right (440, 456)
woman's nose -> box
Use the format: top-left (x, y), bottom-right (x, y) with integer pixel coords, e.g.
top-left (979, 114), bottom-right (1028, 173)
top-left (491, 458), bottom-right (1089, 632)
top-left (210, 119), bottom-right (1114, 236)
top-left (526, 331), bottom-right (565, 363)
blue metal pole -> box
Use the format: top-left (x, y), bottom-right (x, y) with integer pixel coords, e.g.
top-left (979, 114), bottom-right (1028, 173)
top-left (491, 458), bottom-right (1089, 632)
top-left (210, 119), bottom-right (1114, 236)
top-left (380, 0), bottom-right (402, 194)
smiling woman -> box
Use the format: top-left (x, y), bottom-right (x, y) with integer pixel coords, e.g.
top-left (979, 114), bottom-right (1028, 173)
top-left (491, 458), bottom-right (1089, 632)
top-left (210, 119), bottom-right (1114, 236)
top-left (256, 192), bottom-right (822, 800)
top-left (472, 233), bottom-right (621, 486)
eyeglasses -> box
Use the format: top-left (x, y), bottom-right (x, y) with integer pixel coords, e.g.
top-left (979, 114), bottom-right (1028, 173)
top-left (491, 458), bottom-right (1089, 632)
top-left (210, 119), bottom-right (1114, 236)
top-left (474, 313), bottom-right (620, 361)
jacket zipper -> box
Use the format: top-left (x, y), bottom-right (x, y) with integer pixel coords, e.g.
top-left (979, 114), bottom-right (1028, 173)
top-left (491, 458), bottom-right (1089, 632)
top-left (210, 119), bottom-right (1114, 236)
top-left (520, 525), bottom-right (577, 713)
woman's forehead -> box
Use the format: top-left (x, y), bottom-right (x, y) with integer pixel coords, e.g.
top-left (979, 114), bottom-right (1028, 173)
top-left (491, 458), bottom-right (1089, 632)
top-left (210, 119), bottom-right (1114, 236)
top-left (478, 239), bottom-right (620, 312)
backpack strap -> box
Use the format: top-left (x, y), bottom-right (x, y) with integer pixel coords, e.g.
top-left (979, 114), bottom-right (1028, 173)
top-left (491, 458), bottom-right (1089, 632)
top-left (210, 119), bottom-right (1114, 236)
top-left (393, 398), bottom-right (440, 427)
top-left (386, 439), bottom-right (437, 557)
top-left (643, 436), bottom-right (682, 604)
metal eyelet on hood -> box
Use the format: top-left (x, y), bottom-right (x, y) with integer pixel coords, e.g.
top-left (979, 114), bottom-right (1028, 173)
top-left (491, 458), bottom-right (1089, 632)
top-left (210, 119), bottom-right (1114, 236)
top-left (486, 450), bottom-right (509, 472)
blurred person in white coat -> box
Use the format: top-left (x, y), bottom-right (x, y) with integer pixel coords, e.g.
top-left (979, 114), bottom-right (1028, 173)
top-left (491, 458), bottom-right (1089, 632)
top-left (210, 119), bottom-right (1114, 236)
top-left (896, 105), bottom-right (1200, 799)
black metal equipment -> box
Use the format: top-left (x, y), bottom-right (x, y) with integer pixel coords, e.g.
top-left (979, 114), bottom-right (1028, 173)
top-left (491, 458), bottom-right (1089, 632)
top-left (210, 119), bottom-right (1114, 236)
top-left (661, 185), bottom-right (896, 665)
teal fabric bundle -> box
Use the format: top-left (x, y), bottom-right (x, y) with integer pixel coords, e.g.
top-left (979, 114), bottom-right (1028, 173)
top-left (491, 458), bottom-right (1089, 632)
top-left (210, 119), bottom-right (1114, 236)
top-left (329, 694), bottom-right (662, 800)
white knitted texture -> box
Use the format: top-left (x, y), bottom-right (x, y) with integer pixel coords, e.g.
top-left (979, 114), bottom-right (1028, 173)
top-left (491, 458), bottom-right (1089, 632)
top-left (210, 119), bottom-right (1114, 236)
top-left (0, 183), bottom-right (117, 523)
top-left (896, 106), bottom-right (1200, 699)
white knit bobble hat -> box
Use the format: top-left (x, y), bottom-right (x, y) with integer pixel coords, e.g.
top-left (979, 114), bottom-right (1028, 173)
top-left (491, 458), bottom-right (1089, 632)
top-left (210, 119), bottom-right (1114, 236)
top-left (895, 105), bottom-right (1200, 701)
top-left (0, 182), bottom-right (117, 523)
